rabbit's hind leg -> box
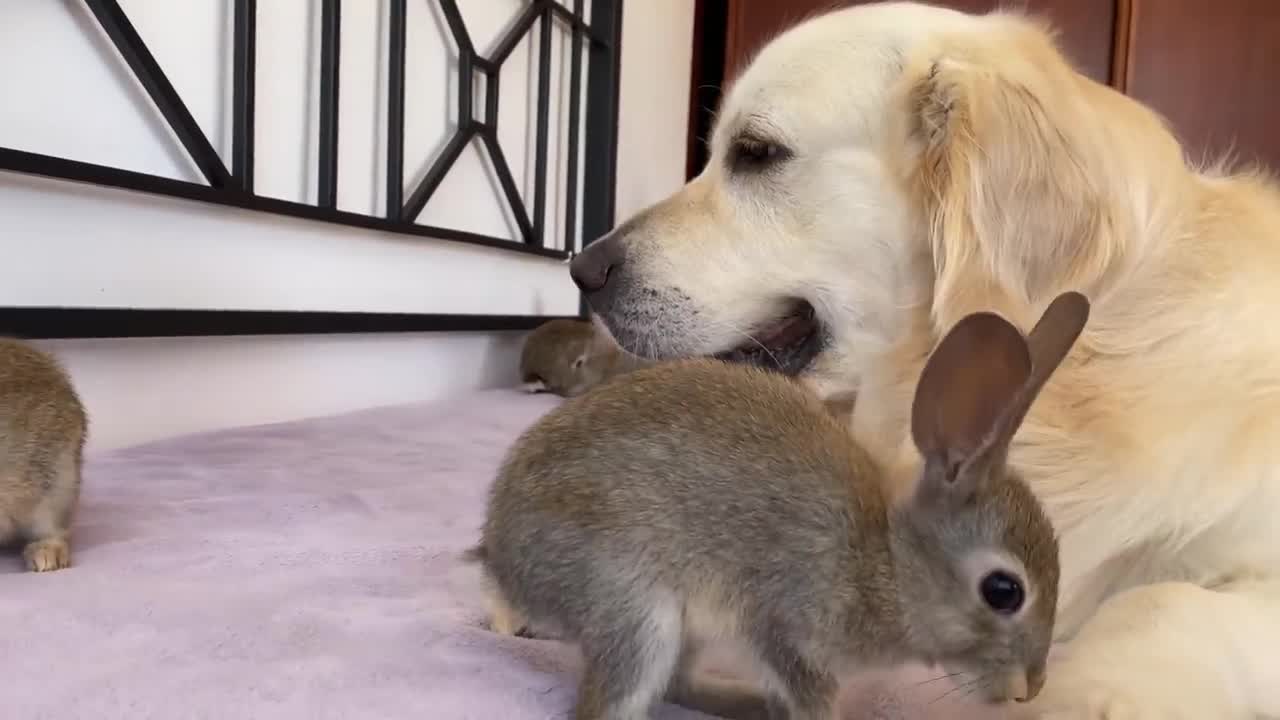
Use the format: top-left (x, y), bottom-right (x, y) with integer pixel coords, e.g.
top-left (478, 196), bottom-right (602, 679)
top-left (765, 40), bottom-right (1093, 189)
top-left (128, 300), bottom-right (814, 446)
top-left (574, 593), bottom-right (684, 720)
top-left (667, 636), bottom-right (787, 720)
top-left (747, 624), bottom-right (838, 720)
top-left (19, 447), bottom-right (79, 572)
top-left (481, 580), bottom-right (534, 637)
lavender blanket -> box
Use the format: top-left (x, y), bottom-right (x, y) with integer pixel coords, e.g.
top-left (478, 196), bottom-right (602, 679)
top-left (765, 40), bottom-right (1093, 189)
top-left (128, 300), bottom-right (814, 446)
top-left (0, 389), bottom-right (1002, 720)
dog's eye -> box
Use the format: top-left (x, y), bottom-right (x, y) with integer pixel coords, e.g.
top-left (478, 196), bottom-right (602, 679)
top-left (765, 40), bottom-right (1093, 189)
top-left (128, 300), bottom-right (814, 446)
top-left (730, 137), bottom-right (788, 172)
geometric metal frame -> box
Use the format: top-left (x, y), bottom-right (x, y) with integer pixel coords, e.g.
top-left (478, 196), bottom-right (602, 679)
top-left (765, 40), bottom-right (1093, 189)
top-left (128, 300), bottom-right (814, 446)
top-left (396, 0), bottom-right (607, 247)
top-left (0, 0), bottom-right (626, 337)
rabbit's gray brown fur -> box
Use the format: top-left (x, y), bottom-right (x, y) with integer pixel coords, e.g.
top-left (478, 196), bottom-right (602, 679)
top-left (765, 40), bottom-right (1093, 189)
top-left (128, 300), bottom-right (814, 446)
top-left (479, 292), bottom-right (1090, 720)
top-left (0, 338), bottom-right (86, 572)
top-left (519, 318), bottom-right (648, 398)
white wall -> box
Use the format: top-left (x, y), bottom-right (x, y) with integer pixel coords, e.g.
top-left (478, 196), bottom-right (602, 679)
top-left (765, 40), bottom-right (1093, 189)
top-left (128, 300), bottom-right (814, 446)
top-left (0, 0), bottom-right (695, 450)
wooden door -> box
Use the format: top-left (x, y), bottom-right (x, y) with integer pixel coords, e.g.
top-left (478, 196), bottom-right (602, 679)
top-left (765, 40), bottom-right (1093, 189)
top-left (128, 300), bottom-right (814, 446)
top-left (721, 0), bottom-right (1119, 87)
top-left (1118, 0), bottom-right (1280, 170)
top-left (689, 0), bottom-right (1120, 176)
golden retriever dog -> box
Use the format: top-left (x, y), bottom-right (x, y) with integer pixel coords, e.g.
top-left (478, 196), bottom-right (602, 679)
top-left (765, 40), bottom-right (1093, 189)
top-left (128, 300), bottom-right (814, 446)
top-left (568, 2), bottom-right (1280, 718)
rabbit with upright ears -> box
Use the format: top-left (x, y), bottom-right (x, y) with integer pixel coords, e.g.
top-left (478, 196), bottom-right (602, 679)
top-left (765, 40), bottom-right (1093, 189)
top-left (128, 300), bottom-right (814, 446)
top-left (477, 292), bottom-right (1090, 720)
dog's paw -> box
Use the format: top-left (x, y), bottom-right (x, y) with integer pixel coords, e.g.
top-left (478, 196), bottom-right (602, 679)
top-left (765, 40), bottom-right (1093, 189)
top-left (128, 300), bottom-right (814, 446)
top-left (1026, 696), bottom-right (1144, 720)
top-left (1016, 678), bottom-right (1158, 720)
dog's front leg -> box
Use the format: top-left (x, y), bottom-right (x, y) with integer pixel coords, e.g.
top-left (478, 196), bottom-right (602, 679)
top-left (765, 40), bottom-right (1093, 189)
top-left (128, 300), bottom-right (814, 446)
top-left (1022, 579), bottom-right (1280, 720)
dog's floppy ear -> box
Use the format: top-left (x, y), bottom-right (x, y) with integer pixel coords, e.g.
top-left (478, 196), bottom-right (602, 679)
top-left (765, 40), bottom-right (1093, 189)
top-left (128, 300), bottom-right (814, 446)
top-left (893, 18), bottom-right (1114, 330)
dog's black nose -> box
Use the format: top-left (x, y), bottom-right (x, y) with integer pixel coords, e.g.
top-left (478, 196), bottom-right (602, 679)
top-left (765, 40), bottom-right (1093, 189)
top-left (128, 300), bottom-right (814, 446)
top-left (570, 233), bottom-right (626, 309)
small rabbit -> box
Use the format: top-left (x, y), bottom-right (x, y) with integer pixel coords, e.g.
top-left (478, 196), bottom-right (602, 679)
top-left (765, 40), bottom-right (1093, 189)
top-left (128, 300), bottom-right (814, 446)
top-left (519, 318), bottom-right (648, 398)
top-left (475, 292), bottom-right (1090, 720)
top-left (0, 338), bottom-right (87, 572)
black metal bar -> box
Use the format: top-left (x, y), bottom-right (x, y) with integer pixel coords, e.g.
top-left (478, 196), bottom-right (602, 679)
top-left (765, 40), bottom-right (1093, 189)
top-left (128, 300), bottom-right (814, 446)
top-left (531, 8), bottom-right (554, 246)
top-left (576, 0), bottom-right (623, 318)
top-left (232, 0), bottom-right (256, 192)
top-left (386, 0), bottom-right (407, 219)
top-left (563, 0), bottom-right (584, 252)
top-left (0, 147), bottom-right (568, 260)
top-left (447, 0), bottom-right (476, 137)
top-left (436, 0), bottom-right (475, 57)
top-left (317, 0), bottom-right (341, 208)
top-left (400, 128), bottom-right (474, 223)
top-left (478, 130), bottom-right (536, 244)
top-left (85, 0), bottom-right (233, 188)
top-left (489, 1), bottom-right (544, 67)
top-left (581, 0), bottom-right (624, 246)
top-left (547, 2), bottom-right (611, 49)
top-left (0, 308), bottom-right (581, 340)
top-left (458, 49), bottom-right (474, 127)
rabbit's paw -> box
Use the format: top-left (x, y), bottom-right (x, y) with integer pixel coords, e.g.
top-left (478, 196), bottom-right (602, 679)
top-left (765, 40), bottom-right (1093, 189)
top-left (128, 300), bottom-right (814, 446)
top-left (24, 537), bottom-right (70, 572)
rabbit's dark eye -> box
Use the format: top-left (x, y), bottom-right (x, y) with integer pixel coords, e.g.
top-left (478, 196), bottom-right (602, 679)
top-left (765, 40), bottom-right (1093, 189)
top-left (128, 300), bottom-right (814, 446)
top-left (980, 571), bottom-right (1025, 614)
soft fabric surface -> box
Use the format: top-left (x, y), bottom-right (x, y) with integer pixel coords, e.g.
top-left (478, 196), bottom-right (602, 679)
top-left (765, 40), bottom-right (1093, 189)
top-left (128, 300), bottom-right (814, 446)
top-left (0, 389), bottom-right (1003, 719)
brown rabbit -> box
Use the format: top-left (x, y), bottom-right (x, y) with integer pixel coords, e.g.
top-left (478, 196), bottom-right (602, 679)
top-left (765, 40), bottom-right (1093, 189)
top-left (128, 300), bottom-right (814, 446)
top-left (519, 318), bottom-right (648, 398)
top-left (475, 292), bottom-right (1090, 720)
top-left (0, 338), bottom-right (87, 572)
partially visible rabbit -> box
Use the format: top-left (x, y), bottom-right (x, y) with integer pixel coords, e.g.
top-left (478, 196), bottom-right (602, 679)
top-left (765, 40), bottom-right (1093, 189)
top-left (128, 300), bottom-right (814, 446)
top-left (519, 318), bottom-right (648, 398)
top-left (475, 292), bottom-right (1090, 720)
top-left (0, 338), bottom-right (87, 572)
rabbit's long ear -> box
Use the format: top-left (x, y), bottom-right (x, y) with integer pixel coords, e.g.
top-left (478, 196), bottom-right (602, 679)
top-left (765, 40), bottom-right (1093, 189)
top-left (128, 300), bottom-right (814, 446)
top-left (1002, 291), bottom-right (1091, 433)
top-left (910, 311), bottom-right (1032, 504)
top-left (910, 292), bottom-right (1091, 506)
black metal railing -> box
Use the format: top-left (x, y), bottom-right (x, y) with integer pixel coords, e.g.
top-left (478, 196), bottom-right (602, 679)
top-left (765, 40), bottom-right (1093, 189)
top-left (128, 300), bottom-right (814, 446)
top-left (0, 0), bottom-right (624, 261)
top-left (0, 0), bottom-right (625, 338)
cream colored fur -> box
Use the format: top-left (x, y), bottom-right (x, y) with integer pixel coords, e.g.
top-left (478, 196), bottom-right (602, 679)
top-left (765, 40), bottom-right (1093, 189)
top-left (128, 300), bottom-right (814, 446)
top-left (595, 2), bottom-right (1280, 717)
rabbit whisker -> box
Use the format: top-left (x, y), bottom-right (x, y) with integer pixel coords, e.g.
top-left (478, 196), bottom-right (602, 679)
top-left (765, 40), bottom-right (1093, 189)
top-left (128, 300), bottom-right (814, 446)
top-left (880, 670), bottom-right (969, 708)
top-left (898, 671), bottom-right (966, 692)
top-left (929, 673), bottom-right (992, 706)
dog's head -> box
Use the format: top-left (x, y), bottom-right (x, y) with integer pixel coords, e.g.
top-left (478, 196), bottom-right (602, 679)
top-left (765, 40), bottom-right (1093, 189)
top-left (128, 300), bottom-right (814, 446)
top-left (571, 2), bottom-right (1177, 396)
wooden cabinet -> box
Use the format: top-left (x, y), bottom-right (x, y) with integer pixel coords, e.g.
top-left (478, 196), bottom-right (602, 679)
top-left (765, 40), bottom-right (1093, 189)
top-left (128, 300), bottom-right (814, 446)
top-left (688, 0), bottom-right (1280, 175)
top-left (1120, 0), bottom-right (1280, 170)
top-left (720, 1), bottom-right (1117, 87)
